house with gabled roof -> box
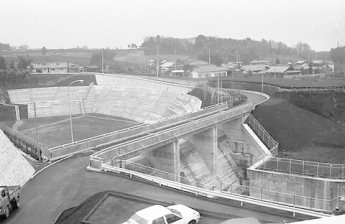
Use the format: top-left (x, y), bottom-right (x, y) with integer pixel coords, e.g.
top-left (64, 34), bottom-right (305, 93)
top-left (190, 64), bottom-right (228, 78)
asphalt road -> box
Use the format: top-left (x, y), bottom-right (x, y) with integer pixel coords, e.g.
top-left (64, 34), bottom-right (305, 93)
top-left (3, 154), bottom-right (299, 224)
top-left (238, 89), bottom-right (269, 106)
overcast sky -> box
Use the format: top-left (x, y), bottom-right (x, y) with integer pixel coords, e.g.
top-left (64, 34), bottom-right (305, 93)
top-left (1, 0), bottom-right (345, 51)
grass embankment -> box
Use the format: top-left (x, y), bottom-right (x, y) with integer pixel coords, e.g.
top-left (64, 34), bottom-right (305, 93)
top-left (253, 90), bottom-right (345, 163)
top-left (222, 74), bottom-right (345, 89)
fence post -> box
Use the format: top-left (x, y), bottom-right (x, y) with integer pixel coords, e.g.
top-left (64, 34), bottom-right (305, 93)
top-left (289, 159), bottom-right (292, 174)
top-left (342, 164), bottom-right (344, 179)
top-left (302, 161), bottom-right (305, 175)
top-left (317, 162), bottom-right (319, 177)
top-left (276, 158), bottom-right (279, 171)
top-left (293, 194), bottom-right (296, 208)
top-left (260, 188), bottom-right (262, 200)
top-left (330, 164), bottom-right (332, 178)
top-left (261, 128), bottom-right (264, 141)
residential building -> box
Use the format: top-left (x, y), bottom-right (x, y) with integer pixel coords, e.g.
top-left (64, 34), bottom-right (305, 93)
top-left (326, 61), bottom-right (335, 72)
top-left (190, 64), bottom-right (228, 78)
top-left (170, 69), bottom-right (185, 77)
top-left (80, 65), bottom-right (101, 73)
top-left (160, 61), bottom-right (183, 72)
top-left (242, 64), bottom-right (268, 74)
top-left (225, 61), bottom-right (243, 71)
top-left (266, 65), bottom-right (295, 77)
top-left (31, 62), bottom-right (80, 74)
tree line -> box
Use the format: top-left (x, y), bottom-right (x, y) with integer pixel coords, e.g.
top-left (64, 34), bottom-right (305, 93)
top-left (141, 35), bottom-right (316, 65)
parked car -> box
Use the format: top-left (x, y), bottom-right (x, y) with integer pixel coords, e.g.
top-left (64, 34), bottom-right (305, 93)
top-left (122, 204), bottom-right (200, 224)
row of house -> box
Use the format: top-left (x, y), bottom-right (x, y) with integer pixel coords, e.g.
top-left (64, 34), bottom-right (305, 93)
top-left (155, 57), bottom-right (336, 79)
top-left (231, 60), bottom-right (335, 77)
top-left (31, 62), bottom-right (102, 74)
top-left (149, 58), bottom-right (229, 79)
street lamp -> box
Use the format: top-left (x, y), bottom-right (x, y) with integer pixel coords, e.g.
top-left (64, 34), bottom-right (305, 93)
top-left (261, 73), bottom-right (264, 93)
top-left (68, 79), bottom-right (84, 143)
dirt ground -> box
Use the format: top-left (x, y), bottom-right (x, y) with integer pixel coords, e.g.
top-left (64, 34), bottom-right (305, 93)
top-left (3, 113), bottom-right (139, 148)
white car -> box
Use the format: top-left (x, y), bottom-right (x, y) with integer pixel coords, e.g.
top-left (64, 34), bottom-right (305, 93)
top-left (122, 204), bottom-right (201, 224)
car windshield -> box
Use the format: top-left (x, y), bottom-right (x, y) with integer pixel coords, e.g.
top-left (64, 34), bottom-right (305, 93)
top-left (168, 208), bottom-right (182, 217)
top-left (129, 213), bottom-right (149, 224)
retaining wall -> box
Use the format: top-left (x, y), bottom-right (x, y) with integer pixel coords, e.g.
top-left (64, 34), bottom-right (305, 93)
top-left (247, 168), bottom-right (345, 212)
top-left (8, 82), bottom-right (201, 123)
top-left (95, 74), bottom-right (193, 93)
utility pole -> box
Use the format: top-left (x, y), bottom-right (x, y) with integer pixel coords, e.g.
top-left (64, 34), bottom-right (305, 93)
top-left (208, 48), bottom-right (211, 64)
top-left (174, 49), bottom-right (177, 72)
top-left (261, 73), bottom-right (264, 93)
top-left (274, 49), bottom-right (277, 79)
top-left (236, 50), bottom-right (239, 68)
top-left (101, 48), bottom-right (104, 74)
top-left (156, 45), bottom-right (159, 77)
top-left (217, 73), bottom-right (220, 104)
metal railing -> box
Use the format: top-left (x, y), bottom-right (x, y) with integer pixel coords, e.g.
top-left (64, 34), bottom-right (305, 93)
top-left (47, 102), bottom-right (229, 160)
top-left (92, 103), bottom-right (254, 162)
top-left (260, 157), bottom-right (345, 179)
top-left (97, 160), bottom-right (333, 216)
top-left (246, 114), bottom-right (279, 155)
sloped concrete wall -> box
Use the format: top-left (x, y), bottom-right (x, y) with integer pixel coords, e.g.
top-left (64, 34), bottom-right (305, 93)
top-left (242, 124), bottom-right (272, 165)
top-left (8, 87), bottom-right (87, 118)
top-left (95, 74), bottom-right (192, 93)
top-left (0, 130), bottom-right (35, 186)
top-left (8, 81), bottom-right (201, 123)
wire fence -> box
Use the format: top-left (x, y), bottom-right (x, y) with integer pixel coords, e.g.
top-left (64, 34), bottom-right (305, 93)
top-left (260, 157), bottom-right (345, 179)
top-left (245, 114), bottom-right (279, 155)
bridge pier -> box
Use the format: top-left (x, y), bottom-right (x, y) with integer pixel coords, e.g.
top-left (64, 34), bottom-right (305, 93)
top-left (173, 140), bottom-right (181, 182)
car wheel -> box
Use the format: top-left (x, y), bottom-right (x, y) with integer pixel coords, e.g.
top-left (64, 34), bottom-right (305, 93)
top-left (15, 200), bottom-right (20, 209)
top-left (4, 207), bottom-right (10, 218)
top-left (188, 220), bottom-right (196, 224)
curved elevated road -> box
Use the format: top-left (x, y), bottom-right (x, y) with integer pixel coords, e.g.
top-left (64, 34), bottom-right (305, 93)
top-left (4, 90), bottom-right (275, 224)
top-left (237, 89), bottom-right (269, 106)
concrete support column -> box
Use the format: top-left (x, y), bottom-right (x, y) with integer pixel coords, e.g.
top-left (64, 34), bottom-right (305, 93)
top-left (212, 125), bottom-right (218, 177)
top-left (173, 140), bottom-right (181, 182)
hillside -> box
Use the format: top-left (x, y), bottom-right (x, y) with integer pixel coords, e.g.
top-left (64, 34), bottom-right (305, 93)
top-left (253, 90), bottom-right (345, 163)
top-left (141, 35), bottom-right (321, 65)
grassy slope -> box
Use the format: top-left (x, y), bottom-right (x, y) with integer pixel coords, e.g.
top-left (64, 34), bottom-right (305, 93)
top-left (253, 98), bottom-right (345, 163)
top-left (222, 74), bottom-right (345, 88)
